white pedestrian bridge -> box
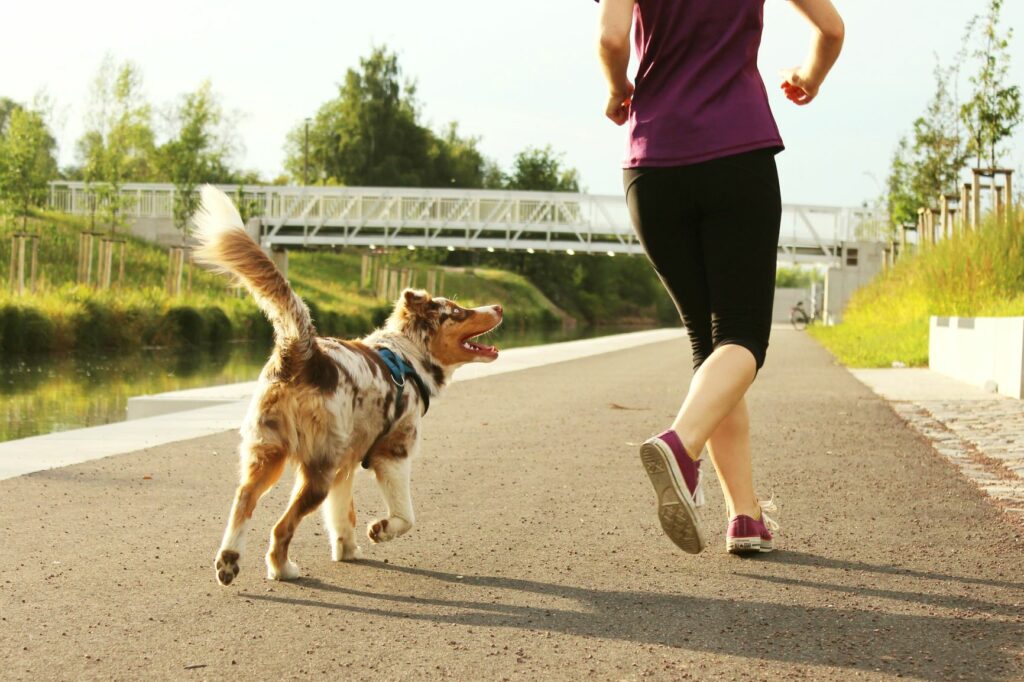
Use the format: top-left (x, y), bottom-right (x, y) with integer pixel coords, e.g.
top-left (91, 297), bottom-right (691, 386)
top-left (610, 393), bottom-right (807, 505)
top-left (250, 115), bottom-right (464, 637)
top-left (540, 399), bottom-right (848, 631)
top-left (49, 182), bottom-right (884, 262)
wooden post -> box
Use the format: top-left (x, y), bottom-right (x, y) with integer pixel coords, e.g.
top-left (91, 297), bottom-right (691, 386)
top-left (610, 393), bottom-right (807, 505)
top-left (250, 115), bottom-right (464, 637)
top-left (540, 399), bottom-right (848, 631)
top-left (360, 254), bottom-right (370, 289)
top-left (388, 269), bottom-right (399, 301)
top-left (438, 270), bottom-right (446, 295)
top-left (29, 236), bottom-right (38, 293)
top-left (104, 239), bottom-right (114, 289)
top-left (176, 248), bottom-right (185, 296)
top-left (939, 196), bottom-right (948, 242)
top-left (85, 233), bottom-right (94, 286)
top-left (1005, 170), bottom-right (1014, 223)
top-left (972, 170), bottom-right (982, 231)
top-left (8, 236), bottom-right (15, 292)
top-left (17, 235), bottom-right (26, 295)
top-left (995, 182), bottom-right (1004, 223)
top-left (960, 183), bottom-right (971, 233)
top-left (187, 250), bottom-right (193, 294)
top-left (76, 233), bottom-right (83, 283)
top-left (118, 241), bottom-right (126, 288)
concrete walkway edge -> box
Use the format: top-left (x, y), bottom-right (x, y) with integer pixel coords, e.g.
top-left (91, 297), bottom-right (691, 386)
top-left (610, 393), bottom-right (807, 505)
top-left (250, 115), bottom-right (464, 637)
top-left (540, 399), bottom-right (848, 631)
top-left (0, 328), bottom-right (683, 481)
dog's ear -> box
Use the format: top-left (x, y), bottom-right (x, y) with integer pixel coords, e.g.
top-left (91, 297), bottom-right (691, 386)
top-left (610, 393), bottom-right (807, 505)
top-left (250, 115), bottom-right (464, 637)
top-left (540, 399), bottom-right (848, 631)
top-left (401, 288), bottom-right (432, 311)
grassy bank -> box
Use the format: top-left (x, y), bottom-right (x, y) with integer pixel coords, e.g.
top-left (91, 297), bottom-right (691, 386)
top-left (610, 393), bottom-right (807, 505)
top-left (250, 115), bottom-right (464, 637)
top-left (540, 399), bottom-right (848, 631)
top-left (0, 212), bottom-right (564, 353)
top-left (810, 211), bottom-right (1024, 367)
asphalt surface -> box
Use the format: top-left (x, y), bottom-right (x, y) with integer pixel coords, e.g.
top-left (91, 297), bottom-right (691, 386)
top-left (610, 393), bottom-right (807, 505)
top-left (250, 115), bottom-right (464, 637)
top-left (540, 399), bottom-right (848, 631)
top-left (1, 329), bottom-right (1022, 681)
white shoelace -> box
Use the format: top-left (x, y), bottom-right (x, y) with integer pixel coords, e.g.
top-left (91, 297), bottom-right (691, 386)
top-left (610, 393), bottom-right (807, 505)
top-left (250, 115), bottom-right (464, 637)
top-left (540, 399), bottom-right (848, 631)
top-left (693, 466), bottom-right (706, 507)
top-left (758, 496), bottom-right (780, 532)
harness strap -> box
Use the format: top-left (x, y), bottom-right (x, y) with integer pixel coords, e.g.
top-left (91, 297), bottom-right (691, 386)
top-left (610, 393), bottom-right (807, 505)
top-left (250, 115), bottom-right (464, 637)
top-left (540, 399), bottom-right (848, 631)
top-left (361, 347), bottom-right (431, 469)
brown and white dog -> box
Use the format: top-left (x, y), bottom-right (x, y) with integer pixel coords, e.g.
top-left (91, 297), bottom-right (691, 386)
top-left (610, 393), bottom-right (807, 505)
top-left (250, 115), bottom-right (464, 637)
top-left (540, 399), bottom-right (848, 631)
top-left (192, 186), bottom-right (502, 585)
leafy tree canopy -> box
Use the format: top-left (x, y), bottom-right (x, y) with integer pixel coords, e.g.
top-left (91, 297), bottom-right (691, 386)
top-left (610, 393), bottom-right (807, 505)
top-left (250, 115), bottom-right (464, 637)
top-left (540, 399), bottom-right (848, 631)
top-left (285, 46), bottom-right (508, 189)
top-left (0, 99), bottom-right (58, 225)
top-left (961, 0), bottom-right (1022, 168)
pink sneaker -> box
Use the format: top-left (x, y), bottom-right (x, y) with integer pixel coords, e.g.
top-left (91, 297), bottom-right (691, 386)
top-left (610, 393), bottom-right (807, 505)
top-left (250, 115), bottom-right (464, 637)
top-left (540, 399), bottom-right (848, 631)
top-left (726, 502), bottom-right (778, 554)
top-left (639, 430), bottom-right (707, 554)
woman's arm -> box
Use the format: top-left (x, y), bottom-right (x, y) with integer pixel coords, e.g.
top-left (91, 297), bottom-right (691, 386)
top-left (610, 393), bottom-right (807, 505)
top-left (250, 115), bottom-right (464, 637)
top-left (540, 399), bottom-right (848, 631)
top-left (781, 0), bottom-right (845, 106)
top-left (598, 0), bottom-right (635, 125)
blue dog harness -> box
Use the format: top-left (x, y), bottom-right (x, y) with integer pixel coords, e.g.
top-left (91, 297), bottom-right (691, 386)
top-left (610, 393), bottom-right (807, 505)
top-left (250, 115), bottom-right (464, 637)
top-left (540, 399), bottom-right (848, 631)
top-left (377, 347), bottom-right (431, 417)
top-left (361, 347), bottom-right (431, 469)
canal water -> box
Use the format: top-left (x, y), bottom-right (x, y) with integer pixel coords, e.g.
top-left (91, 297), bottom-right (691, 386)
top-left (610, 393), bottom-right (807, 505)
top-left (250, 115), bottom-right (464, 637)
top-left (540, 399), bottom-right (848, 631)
top-left (0, 326), bottom-right (644, 443)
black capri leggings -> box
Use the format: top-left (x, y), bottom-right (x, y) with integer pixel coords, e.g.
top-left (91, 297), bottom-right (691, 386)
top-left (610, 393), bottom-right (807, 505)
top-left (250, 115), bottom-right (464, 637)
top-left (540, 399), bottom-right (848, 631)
top-left (623, 147), bottom-right (782, 371)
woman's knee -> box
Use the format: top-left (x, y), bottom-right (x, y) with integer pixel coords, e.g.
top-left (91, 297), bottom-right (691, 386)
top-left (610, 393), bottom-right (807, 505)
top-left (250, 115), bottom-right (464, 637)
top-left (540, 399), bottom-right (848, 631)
top-left (712, 338), bottom-right (766, 371)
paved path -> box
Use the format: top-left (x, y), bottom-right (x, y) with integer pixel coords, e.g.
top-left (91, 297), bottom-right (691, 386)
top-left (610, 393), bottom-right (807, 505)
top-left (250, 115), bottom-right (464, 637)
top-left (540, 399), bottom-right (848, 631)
top-left (1, 330), bottom-right (1022, 680)
top-left (854, 369), bottom-right (1024, 520)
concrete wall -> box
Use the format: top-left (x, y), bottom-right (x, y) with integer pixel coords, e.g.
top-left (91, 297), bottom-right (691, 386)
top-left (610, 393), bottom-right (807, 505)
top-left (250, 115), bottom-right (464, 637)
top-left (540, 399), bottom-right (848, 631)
top-left (130, 217), bottom-right (183, 246)
top-left (823, 241), bottom-right (886, 325)
top-left (929, 316), bottom-right (1024, 398)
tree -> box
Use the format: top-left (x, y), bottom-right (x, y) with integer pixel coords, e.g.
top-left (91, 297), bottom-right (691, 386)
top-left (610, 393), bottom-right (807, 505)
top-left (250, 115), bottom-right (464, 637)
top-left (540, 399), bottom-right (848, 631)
top-left (285, 46), bottom-right (497, 189)
top-left (0, 102), bottom-right (58, 228)
top-left (910, 62), bottom-right (968, 203)
top-left (886, 137), bottom-right (918, 232)
top-left (885, 60), bottom-right (969, 232)
top-left (961, 0), bottom-right (1022, 168)
top-left (77, 57), bottom-right (158, 184)
top-left (429, 123), bottom-right (503, 189)
top-left (76, 57), bottom-right (158, 233)
top-left (506, 146), bottom-right (580, 192)
top-left (285, 47), bottom-right (430, 186)
top-left (157, 80), bottom-right (238, 240)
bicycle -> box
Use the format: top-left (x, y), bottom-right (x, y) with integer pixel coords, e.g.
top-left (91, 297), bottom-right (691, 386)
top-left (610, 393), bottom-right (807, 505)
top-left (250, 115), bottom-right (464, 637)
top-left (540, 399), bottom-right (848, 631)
top-left (790, 300), bottom-right (811, 331)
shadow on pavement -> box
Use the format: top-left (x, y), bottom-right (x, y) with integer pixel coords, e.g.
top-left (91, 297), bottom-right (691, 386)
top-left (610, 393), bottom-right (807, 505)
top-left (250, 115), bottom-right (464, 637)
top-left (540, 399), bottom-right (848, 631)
top-left (239, 558), bottom-right (1022, 679)
top-left (761, 550), bottom-right (1024, 590)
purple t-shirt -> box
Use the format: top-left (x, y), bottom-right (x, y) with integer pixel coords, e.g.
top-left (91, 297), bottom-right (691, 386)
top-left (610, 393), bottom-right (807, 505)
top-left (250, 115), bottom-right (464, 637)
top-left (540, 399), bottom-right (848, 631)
top-left (624, 0), bottom-right (784, 168)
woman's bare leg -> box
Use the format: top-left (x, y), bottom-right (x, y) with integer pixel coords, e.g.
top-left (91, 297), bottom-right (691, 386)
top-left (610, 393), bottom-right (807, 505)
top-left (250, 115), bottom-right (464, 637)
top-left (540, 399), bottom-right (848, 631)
top-left (705, 397), bottom-right (759, 518)
top-left (669, 344), bottom-right (760, 518)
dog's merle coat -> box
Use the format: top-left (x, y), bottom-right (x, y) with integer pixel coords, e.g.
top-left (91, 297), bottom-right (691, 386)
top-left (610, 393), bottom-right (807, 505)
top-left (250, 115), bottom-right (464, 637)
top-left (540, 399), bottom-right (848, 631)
top-left (192, 187), bottom-right (502, 585)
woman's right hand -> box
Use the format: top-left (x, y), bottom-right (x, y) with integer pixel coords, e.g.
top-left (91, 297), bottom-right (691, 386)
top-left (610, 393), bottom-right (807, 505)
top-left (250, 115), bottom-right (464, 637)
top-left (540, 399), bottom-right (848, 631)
top-left (605, 82), bottom-right (634, 126)
top-left (779, 67), bottom-right (820, 106)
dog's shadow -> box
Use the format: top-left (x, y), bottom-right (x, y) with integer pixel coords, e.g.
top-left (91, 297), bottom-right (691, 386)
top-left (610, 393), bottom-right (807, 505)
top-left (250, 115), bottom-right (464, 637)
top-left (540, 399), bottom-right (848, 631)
top-left (239, 551), bottom-right (1024, 677)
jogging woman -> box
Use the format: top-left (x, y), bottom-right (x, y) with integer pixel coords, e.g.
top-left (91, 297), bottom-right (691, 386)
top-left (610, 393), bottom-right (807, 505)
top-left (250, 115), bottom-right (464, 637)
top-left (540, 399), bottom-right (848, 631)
top-left (597, 0), bottom-right (844, 554)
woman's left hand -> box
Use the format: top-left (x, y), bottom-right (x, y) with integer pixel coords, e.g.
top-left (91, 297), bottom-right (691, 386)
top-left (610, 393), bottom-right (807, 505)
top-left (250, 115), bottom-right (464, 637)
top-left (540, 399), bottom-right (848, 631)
top-left (605, 83), bottom-right (634, 125)
top-left (779, 67), bottom-right (820, 106)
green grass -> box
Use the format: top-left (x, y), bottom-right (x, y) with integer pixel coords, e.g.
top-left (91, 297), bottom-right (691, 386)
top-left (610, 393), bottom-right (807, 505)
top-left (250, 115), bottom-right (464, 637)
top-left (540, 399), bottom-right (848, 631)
top-left (0, 212), bottom-right (565, 353)
top-left (810, 210), bottom-right (1024, 367)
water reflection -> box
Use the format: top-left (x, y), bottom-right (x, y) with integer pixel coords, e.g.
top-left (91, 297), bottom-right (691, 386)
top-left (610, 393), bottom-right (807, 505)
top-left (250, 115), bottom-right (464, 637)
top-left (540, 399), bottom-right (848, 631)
top-left (0, 326), bottom-right (648, 442)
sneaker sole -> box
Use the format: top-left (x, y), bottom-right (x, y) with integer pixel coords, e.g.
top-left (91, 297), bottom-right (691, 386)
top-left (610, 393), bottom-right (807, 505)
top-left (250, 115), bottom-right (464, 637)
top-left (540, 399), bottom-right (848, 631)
top-left (726, 536), bottom-right (774, 555)
top-left (639, 440), bottom-right (707, 554)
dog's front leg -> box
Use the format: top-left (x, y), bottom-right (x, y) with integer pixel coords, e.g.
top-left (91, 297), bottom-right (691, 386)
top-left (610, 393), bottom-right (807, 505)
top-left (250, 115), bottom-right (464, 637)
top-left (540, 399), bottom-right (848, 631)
top-left (367, 455), bottom-right (415, 544)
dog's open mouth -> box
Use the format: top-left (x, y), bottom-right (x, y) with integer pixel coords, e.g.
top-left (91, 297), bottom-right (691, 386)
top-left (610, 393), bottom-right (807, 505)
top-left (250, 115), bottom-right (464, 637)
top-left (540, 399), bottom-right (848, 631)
top-left (460, 330), bottom-right (500, 359)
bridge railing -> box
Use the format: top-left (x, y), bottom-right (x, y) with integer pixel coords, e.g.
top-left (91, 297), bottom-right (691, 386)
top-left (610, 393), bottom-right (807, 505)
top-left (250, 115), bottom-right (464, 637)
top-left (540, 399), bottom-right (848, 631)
top-left (47, 182), bottom-right (886, 258)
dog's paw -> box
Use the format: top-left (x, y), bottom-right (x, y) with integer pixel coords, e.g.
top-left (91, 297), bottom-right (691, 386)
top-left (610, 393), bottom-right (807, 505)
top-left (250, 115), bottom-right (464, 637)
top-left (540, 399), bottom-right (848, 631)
top-left (214, 550), bottom-right (241, 586)
top-left (266, 558), bottom-right (300, 581)
top-left (332, 541), bottom-right (362, 562)
top-left (367, 518), bottom-right (392, 543)
top-left (367, 517), bottom-right (411, 544)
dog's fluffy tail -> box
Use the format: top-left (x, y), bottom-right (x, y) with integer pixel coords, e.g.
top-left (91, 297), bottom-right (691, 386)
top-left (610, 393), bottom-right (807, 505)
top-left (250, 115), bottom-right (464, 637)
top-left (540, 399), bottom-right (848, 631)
top-left (192, 185), bottom-right (315, 356)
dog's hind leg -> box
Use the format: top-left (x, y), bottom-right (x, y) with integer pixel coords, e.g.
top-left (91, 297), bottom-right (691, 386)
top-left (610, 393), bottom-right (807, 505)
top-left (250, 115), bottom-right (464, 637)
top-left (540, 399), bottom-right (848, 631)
top-left (323, 467), bottom-right (361, 561)
top-left (367, 455), bottom-right (416, 544)
top-left (266, 464), bottom-right (332, 581)
top-left (215, 443), bottom-right (286, 586)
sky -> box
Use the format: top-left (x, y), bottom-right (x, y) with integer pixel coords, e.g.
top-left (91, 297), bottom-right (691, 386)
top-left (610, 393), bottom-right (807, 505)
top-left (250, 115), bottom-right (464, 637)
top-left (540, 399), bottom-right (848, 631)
top-left (3, 0), bottom-right (1023, 208)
